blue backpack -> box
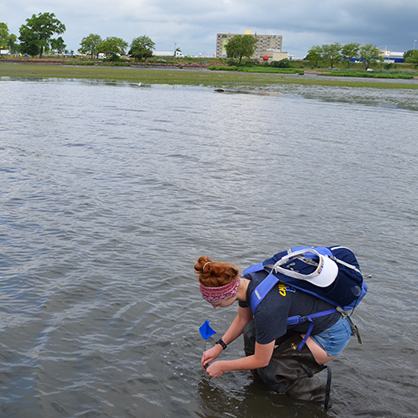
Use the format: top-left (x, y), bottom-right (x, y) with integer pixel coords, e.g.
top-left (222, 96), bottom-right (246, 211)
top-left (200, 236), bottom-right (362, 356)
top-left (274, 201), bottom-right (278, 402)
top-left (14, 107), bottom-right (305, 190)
top-left (243, 245), bottom-right (367, 351)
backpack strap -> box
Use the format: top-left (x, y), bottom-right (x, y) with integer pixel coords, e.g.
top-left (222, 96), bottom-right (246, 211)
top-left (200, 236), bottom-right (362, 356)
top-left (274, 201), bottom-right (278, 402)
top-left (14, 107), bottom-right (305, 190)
top-left (330, 255), bottom-right (363, 275)
top-left (336, 306), bottom-right (363, 344)
top-left (249, 272), bottom-right (278, 313)
top-left (287, 309), bottom-right (338, 351)
top-left (248, 268), bottom-right (341, 351)
top-left (243, 262), bottom-right (265, 275)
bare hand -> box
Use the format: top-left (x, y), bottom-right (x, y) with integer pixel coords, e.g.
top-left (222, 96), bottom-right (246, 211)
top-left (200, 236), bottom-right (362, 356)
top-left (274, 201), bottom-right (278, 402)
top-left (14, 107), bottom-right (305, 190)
top-left (205, 361), bottom-right (225, 378)
top-left (201, 345), bottom-right (222, 369)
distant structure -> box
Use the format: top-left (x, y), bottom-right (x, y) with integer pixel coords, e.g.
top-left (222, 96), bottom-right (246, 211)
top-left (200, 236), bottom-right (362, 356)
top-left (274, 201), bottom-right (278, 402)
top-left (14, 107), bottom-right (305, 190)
top-left (152, 50), bottom-right (184, 58)
top-left (216, 30), bottom-right (285, 61)
top-left (380, 50), bottom-right (404, 63)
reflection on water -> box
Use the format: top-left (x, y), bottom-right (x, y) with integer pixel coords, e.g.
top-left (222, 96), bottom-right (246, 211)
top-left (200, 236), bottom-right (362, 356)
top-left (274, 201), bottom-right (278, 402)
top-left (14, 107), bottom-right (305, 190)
top-left (1, 79), bottom-right (418, 418)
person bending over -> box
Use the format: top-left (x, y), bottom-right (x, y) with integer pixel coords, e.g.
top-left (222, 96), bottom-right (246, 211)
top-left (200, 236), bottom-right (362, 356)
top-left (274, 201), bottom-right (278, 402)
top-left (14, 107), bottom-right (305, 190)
top-left (195, 256), bottom-right (353, 403)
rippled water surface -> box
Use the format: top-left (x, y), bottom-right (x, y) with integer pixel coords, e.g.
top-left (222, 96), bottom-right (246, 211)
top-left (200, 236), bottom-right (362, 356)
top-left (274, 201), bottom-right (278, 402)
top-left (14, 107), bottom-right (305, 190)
top-left (1, 78), bottom-right (418, 418)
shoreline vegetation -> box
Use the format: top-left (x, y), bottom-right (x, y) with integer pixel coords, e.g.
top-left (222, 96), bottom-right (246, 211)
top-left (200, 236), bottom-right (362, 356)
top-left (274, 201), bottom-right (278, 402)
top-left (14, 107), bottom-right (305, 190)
top-left (1, 59), bottom-right (418, 90)
top-left (318, 71), bottom-right (415, 79)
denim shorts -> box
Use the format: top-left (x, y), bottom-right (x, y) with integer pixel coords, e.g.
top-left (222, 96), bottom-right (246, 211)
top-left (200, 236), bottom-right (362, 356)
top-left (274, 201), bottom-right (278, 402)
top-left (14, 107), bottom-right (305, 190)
top-left (311, 315), bottom-right (353, 357)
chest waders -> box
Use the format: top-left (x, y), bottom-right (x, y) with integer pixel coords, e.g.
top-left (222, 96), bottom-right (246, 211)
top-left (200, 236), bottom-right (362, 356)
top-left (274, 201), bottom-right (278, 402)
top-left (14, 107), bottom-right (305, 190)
top-left (243, 320), bottom-right (332, 410)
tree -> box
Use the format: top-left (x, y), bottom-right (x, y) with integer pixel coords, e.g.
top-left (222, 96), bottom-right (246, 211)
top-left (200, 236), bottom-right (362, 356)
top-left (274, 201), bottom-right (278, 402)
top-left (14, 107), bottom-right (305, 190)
top-left (404, 49), bottom-right (418, 67)
top-left (342, 42), bottom-right (360, 68)
top-left (98, 36), bottom-right (128, 56)
top-left (305, 45), bottom-right (323, 68)
top-left (404, 49), bottom-right (414, 59)
top-left (321, 42), bottom-right (342, 68)
top-left (129, 35), bottom-right (155, 59)
top-left (359, 44), bottom-right (382, 70)
top-left (50, 36), bottom-right (66, 53)
top-left (18, 25), bottom-right (40, 56)
top-left (7, 33), bottom-right (18, 54)
top-left (225, 34), bottom-right (258, 64)
top-left (0, 22), bottom-right (17, 54)
top-left (270, 59), bottom-right (292, 68)
top-left (79, 33), bottom-right (102, 58)
top-left (18, 12), bottom-right (66, 58)
top-left (0, 22), bottom-right (8, 49)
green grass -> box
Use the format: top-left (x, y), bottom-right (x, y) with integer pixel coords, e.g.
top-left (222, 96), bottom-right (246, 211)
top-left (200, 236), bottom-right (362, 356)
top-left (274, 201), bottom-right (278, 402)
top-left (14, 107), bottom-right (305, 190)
top-left (208, 66), bottom-right (304, 75)
top-left (1, 62), bottom-right (417, 90)
top-left (239, 67), bottom-right (304, 75)
top-left (320, 71), bottom-right (415, 79)
top-left (207, 66), bottom-right (240, 71)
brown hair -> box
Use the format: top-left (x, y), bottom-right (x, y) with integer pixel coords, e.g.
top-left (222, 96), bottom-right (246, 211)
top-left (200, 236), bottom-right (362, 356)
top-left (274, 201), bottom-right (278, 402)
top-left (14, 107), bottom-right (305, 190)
top-left (194, 256), bottom-right (239, 288)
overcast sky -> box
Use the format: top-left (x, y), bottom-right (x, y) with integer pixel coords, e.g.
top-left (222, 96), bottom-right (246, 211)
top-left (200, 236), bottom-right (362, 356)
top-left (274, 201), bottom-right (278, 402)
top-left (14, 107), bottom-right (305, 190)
top-left (2, 0), bottom-right (418, 58)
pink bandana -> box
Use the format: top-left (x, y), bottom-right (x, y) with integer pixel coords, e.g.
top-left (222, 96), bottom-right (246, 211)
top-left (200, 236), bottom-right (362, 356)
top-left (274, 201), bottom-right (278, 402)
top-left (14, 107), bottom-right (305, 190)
top-left (200, 277), bottom-right (240, 304)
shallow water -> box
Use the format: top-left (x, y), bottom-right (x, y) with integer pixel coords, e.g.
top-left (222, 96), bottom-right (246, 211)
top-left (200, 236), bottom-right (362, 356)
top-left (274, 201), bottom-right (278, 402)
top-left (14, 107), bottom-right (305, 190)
top-left (1, 78), bottom-right (418, 418)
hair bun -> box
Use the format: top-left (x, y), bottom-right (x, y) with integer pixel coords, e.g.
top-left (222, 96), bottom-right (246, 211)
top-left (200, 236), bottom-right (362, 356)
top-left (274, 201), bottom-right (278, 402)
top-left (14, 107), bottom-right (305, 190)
top-left (202, 261), bottom-right (211, 273)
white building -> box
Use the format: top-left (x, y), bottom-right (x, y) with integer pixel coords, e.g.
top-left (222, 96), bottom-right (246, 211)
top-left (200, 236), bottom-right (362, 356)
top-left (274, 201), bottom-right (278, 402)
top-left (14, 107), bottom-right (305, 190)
top-left (380, 50), bottom-right (405, 63)
top-left (152, 50), bottom-right (184, 58)
top-left (216, 30), bottom-right (283, 60)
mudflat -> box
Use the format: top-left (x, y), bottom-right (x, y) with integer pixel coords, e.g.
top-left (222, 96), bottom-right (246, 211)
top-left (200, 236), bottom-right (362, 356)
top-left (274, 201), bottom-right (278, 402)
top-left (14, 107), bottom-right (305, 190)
top-left (1, 62), bottom-right (417, 89)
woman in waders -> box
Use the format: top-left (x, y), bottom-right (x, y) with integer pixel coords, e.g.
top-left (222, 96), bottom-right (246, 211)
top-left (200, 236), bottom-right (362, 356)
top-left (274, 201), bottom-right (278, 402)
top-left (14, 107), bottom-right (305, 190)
top-left (195, 256), bottom-right (353, 406)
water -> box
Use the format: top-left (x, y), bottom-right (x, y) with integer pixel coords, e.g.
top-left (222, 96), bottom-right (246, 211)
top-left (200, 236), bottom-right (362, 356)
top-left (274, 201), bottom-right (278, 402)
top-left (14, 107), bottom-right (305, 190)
top-left (1, 77), bottom-right (418, 418)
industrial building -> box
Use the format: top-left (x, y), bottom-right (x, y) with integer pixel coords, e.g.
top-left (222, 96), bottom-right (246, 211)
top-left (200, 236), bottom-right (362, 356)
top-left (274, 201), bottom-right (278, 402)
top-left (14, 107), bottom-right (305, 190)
top-left (380, 50), bottom-right (405, 63)
top-left (216, 30), bottom-right (284, 60)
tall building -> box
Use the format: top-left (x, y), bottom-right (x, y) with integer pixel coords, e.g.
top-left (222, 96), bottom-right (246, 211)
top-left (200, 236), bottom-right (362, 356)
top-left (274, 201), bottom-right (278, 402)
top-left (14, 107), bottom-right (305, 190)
top-left (216, 30), bottom-right (283, 59)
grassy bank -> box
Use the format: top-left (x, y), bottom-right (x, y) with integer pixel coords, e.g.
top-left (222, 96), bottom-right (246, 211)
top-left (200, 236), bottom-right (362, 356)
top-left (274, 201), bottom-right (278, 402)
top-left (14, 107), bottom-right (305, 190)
top-left (208, 65), bottom-right (304, 75)
top-left (1, 62), bottom-right (417, 90)
top-left (320, 70), bottom-right (415, 79)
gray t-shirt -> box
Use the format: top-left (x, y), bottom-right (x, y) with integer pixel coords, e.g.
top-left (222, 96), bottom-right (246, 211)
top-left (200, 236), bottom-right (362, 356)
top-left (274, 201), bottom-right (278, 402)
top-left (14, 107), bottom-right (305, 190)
top-left (239, 270), bottom-right (340, 345)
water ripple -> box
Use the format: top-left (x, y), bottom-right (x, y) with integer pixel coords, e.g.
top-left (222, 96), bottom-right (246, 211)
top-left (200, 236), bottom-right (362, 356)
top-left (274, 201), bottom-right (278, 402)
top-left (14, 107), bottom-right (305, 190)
top-left (1, 79), bottom-right (417, 418)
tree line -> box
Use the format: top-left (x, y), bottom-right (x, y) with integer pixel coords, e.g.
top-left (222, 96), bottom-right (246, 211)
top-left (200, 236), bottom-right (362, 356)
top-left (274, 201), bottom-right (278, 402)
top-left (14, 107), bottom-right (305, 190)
top-left (203, 35), bottom-right (418, 68)
top-left (0, 12), bottom-right (156, 59)
top-left (306, 43), bottom-right (383, 70)
top-left (79, 34), bottom-right (155, 59)
top-left (404, 49), bottom-right (418, 66)
top-left (2, 15), bottom-right (256, 61)
top-left (1, 13), bottom-right (65, 57)
top-left (2, 13), bottom-right (418, 66)
top-left (306, 42), bottom-right (418, 69)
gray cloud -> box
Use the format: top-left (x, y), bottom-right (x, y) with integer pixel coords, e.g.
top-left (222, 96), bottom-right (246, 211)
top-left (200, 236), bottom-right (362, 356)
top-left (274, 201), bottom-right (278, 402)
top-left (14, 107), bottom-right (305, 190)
top-left (2, 0), bottom-right (417, 57)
